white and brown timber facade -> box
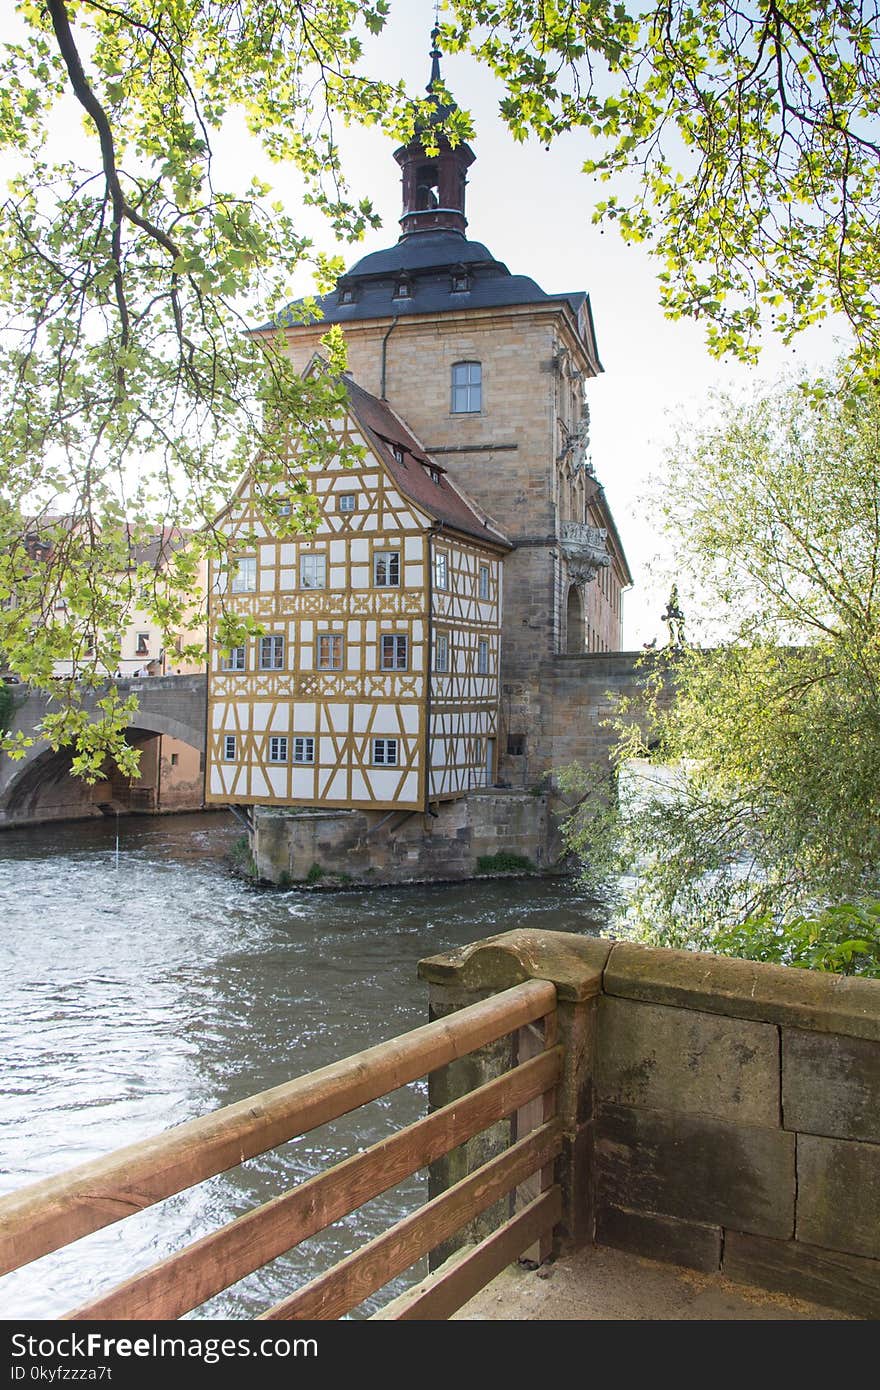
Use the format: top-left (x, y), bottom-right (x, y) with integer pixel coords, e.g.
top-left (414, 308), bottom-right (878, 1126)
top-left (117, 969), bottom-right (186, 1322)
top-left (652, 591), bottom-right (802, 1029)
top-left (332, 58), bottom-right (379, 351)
top-left (205, 376), bottom-right (509, 812)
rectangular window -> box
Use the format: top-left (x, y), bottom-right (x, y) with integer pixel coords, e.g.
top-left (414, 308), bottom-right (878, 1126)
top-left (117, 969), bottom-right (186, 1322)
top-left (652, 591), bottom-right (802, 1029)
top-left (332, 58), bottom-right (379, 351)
top-left (338, 493), bottom-right (356, 513)
top-left (170, 753), bottom-right (179, 767)
top-left (478, 638), bottom-right (489, 674)
top-left (230, 557), bottom-right (256, 593)
top-left (268, 736), bottom-right (288, 763)
top-left (434, 551), bottom-right (448, 590)
top-left (221, 646), bottom-right (246, 672)
top-left (372, 738), bottom-right (399, 766)
top-left (373, 551), bottom-right (400, 587)
top-left (380, 633), bottom-right (408, 671)
top-left (293, 736), bottom-right (315, 764)
top-left (435, 631), bottom-right (450, 673)
top-left (136, 632), bottom-right (149, 656)
top-left (299, 553), bottom-right (326, 589)
top-left (259, 634), bottom-right (285, 670)
top-left (317, 633), bottom-right (344, 670)
top-left (223, 735), bottom-right (236, 761)
top-left (451, 361), bottom-right (482, 414)
top-left (479, 565), bottom-right (490, 600)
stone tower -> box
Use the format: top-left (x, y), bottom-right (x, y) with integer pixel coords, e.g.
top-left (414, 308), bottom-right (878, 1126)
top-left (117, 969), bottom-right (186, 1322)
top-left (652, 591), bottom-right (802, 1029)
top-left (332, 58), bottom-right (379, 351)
top-left (260, 35), bottom-right (632, 782)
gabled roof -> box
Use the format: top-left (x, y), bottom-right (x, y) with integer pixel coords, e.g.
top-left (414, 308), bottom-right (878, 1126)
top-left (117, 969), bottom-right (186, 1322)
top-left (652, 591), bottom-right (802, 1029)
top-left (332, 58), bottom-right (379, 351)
top-left (342, 375), bottom-right (511, 550)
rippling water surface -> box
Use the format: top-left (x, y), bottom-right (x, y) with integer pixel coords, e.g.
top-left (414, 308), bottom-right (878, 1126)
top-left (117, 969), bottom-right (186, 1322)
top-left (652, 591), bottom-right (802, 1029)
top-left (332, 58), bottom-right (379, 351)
top-left (0, 812), bottom-right (604, 1319)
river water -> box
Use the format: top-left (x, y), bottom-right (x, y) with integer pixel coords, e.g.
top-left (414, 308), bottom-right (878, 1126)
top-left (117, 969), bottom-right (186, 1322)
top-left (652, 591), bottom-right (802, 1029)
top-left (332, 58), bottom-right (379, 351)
top-left (0, 812), bottom-right (605, 1320)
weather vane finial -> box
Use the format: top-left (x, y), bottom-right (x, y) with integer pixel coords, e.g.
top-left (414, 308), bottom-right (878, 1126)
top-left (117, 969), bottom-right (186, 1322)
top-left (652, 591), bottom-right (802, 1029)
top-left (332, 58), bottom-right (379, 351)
top-left (429, 4), bottom-right (442, 88)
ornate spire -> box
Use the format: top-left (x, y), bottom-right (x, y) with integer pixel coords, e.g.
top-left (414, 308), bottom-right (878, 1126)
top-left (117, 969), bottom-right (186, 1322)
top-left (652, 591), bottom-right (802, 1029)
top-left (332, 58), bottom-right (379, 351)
top-left (429, 23), bottom-right (442, 91)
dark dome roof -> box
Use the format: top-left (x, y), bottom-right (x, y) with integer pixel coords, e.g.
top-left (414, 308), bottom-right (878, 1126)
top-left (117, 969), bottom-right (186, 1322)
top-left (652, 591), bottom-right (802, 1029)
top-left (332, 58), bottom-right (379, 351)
top-left (347, 232), bottom-right (501, 279)
top-left (268, 230), bottom-right (588, 332)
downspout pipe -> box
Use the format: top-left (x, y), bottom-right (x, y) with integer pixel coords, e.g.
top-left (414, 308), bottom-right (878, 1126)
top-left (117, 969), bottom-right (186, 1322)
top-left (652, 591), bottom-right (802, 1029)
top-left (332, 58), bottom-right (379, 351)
top-left (380, 316), bottom-right (400, 400)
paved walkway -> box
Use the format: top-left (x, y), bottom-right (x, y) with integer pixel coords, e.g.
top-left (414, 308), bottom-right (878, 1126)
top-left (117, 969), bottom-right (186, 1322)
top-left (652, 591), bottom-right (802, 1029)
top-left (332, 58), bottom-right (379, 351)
top-left (453, 1245), bottom-right (854, 1320)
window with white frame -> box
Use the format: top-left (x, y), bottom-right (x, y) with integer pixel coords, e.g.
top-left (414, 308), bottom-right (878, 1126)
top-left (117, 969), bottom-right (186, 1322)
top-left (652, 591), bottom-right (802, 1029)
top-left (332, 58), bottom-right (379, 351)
top-left (380, 633), bottom-right (408, 670)
top-left (338, 493), bottom-right (356, 513)
top-left (434, 631), bottom-right (450, 672)
top-left (268, 736), bottom-right (288, 762)
top-left (317, 633), bottom-right (344, 670)
top-left (259, 634), bottom-right (285, 670)
top-left (478, 637), bottom-right (490, 674)
top-left (221, 646), bottom-right (246, 672)
top-left (230, 557), bottom-right (256, 593)
top-left (372, 738), bottom-right (399, 766)
top-left (223, 735), bottom-right (236, 761)
top-left (479, 565), bottom-right (490, 600)
top-left (451, 361), bottom-right (482, 414)
top-left (299, 553), bottom-right (326, 589)
top-left (434, 551), bottom-right (448, 590)
top-left (373, 551), bottom-right (400, 587)
top-left (293, 737), bottom-right (315, 764)
top-left (135, 632), bottom-right (149, 655)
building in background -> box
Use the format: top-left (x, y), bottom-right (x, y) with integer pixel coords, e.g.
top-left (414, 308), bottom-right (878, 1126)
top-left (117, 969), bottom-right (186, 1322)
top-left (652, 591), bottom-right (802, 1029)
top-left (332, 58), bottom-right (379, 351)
top-left (3, 521), bottom-right (208, 816)
top-left (207, 38), bottom-right (634, 881)
top-left (255, 36), bottom-right (632, 787)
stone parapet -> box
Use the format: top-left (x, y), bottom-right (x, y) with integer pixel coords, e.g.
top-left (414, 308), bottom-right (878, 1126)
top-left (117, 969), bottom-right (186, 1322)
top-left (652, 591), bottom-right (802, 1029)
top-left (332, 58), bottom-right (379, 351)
top-left (419, 930), bottom-right (880, 1317)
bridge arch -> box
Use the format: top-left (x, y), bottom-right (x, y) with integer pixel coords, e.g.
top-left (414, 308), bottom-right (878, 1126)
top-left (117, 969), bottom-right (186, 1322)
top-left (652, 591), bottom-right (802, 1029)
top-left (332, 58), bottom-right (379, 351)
top-left (0, 717), bottom-right (204, 821)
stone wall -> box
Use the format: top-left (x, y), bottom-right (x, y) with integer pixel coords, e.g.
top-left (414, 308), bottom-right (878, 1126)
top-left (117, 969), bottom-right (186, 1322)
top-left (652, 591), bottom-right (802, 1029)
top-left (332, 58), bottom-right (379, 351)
top-left (500, 651), bottom-right (669, 789)
top-left (419, 930), bottom-right (880, 1317)
top-left (252, 788), bottom-right (549, 886)
top-left (279, 305), bottom-right (627, 683)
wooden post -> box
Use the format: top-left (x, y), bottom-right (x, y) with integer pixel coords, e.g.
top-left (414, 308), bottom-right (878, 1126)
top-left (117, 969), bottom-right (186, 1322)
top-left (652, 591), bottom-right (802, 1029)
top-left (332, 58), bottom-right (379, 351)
top-left (419, 929), bottom-right (614, 1257)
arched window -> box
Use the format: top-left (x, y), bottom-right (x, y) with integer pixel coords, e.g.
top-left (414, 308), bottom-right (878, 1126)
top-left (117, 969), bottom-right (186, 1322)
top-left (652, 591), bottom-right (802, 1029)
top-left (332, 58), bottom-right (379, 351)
top-left (451, 361), bottom-right (481, 414)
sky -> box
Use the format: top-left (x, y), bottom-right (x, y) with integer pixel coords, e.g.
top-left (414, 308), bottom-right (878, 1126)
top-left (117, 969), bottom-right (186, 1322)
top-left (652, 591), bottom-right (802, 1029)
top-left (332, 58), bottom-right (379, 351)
top-left (1, 2), bottom-right (853, 647)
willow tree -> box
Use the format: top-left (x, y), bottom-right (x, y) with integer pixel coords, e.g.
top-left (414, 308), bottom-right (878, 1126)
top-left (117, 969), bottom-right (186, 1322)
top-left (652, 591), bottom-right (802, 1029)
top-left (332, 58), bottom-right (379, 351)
top-left (560, 368), bottom-right (880, 974)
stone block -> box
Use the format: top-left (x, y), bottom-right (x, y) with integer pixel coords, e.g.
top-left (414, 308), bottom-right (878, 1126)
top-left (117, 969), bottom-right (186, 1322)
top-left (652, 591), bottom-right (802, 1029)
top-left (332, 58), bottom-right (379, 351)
top-left (797, 1135), bottom-right (880, 1259)
top-left (597, 997), bottom-right (779, 1126)
top-left (783, 1029), bottom-right (880, 1143)
top-left (596, 1102), bottom-right (795, 1238)
top-left (597, 1203), bottom-right (722, 1273)
top-left (724, 1230), bottom-right (880, 1318)
top-left (604, 941), bottom-right (880, 1042)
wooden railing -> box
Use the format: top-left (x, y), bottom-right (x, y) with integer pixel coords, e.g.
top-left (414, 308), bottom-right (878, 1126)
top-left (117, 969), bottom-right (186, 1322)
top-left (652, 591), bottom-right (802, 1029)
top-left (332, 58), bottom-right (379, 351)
top-left (0, 979), bottom-right (562, 1321)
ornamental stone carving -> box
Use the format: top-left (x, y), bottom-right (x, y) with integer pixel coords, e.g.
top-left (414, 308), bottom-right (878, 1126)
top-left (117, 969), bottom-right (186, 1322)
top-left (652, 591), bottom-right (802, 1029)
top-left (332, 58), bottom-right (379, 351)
top-left (560, 520), bottom-right (610, 587)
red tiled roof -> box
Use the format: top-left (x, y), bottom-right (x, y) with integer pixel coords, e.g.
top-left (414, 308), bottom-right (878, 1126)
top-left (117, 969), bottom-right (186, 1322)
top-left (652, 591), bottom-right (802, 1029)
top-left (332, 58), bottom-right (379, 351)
top-left (344, 377), bottom-right (510, 549)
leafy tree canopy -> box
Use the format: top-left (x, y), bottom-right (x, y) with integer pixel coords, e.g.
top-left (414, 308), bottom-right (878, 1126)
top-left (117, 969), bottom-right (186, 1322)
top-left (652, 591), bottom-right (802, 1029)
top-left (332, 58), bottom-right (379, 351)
top-left (0, 0), bottom-right (470, 773)
top-left (2, 1), bottom-right (880, 779)
top-left (561, 366), bottom-right (880, 976)
top-left (443, 1), bottom-right (880, 364)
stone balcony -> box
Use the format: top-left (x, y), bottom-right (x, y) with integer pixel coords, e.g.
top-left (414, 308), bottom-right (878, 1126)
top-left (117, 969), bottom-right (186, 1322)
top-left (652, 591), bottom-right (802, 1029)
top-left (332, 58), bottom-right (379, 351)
top-left (559, 520), bottom-right (610, 585)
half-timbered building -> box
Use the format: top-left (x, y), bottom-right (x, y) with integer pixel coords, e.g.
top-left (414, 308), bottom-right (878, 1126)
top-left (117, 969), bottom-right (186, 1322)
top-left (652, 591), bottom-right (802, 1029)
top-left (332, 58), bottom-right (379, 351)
top-left (205, 372), bottom-right (509, 812)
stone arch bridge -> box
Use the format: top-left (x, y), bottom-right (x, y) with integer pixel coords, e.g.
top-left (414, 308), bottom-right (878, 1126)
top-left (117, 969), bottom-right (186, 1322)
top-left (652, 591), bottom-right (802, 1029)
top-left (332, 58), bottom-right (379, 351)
top-left (0, 676), bottom-right (206, 828)
top-left (0, 656), bottom-right (665, 831)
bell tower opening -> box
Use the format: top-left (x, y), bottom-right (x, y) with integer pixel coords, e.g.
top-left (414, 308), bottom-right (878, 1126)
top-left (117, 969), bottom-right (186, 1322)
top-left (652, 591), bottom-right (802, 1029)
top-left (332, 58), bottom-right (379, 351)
top-left (416, 163), bottom-right (440, 210)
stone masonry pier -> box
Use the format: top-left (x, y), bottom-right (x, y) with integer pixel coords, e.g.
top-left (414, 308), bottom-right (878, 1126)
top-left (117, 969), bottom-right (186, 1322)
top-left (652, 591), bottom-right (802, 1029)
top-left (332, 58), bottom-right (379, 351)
top-left (420, 929), bottom-right (880, 1319)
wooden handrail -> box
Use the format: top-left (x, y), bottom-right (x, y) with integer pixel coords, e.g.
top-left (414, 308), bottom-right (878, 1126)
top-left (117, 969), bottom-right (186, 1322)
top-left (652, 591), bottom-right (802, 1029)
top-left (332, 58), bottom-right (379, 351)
top-left (0, 978), bottom-right (556, 1280)
top-left (66, 1046), bottom-right (563, 1321)
top-left (260, 1120), bottom-right (564, 1321)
